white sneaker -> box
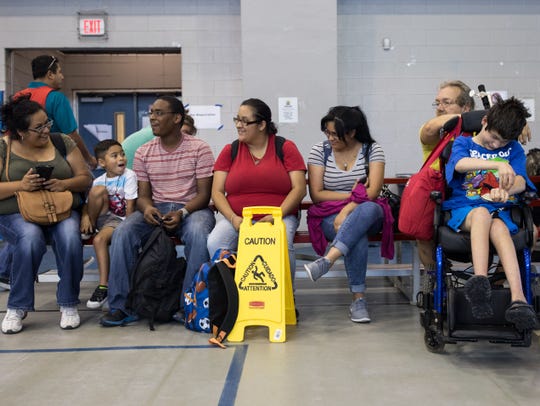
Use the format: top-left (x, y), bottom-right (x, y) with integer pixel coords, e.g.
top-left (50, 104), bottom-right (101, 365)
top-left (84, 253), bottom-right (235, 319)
top-left (60, 306), bottom-right (80, 330)
top-left (2, 308), bottom-right (26, 334)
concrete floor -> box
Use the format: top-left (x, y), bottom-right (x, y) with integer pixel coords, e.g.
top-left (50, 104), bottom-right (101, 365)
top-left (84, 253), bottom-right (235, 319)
top-left (1, 276), bottom-right (539, 406)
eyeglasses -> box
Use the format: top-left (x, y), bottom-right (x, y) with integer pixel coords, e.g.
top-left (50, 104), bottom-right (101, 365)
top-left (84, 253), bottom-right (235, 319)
top-left (47, 56), bottom-right (57, 72)
top-left (148, 110), bottom-right (177, 117)
top-left (233, 117), bottom-right (260, 126)
top-left (323, 129), bottom-right (338, 139)
top-left (432, 99), bottom-right (457, 108)
top-left (28, 119), bottom-right (53, 135)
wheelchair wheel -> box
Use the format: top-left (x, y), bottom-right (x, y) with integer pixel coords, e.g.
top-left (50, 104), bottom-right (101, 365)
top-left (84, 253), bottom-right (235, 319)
top-left (424, 330), bottom-right (445, 353)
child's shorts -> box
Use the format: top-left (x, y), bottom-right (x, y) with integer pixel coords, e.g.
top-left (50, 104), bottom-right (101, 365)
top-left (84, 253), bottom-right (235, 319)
top-left (446, 204), bottom-right (518, 235)
top-left (96, 212), bottom-right (123, 230)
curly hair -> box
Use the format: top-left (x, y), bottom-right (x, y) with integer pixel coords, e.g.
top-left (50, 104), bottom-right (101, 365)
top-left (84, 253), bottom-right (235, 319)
top-left (1, 94), bottom-right (45, 140)
top-left (526, 148), bottom-right (540, 177)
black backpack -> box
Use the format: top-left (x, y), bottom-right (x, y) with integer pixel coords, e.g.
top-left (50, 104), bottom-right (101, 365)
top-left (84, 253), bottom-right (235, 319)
top-left (231, 136), bottom-right (286, 162)
top-left (207, 249), bottom-right (239, 348)
top-left (126, 226), bottom-right (186, 330)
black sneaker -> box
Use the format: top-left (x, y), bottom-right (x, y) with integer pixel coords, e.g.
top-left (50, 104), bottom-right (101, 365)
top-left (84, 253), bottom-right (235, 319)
top-left (86, 285), bottom-right (108, 309)
top-left (0, 276), bottom-right (10, 291)
top-left (100, 309), bottom-right (139, 327)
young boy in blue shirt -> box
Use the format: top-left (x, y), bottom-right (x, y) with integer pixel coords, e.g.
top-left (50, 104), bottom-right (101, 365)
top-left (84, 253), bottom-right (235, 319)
top-left (443, 97), bottom-right (537, 331)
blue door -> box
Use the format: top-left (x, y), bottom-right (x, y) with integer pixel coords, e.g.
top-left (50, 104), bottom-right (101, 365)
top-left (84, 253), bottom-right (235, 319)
top-left (77, 92), bottom-right (181, 153)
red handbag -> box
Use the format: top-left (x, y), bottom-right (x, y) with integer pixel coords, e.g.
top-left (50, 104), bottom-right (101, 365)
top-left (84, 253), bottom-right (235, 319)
top-left (398, 117), bottom-right (462, 240)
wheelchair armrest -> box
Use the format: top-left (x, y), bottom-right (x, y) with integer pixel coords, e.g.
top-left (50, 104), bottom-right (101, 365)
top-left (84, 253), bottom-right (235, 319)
top-left (430, 191), bottom-right (443, 203)
top-left (432, 191), bottom-right (444, 245)
top-left (522, 204), bottom-right (536, 248)
top-left (522, 190), bottom-right (538, 204)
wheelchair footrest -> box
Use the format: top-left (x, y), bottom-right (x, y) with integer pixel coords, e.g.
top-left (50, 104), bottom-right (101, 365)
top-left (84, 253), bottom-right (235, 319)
top-left (450, 325), bottom-right (525, 341)
top-left (446, 287), bottom-right (532, 345)
top-left (449, 287), bottom-right (512, 326)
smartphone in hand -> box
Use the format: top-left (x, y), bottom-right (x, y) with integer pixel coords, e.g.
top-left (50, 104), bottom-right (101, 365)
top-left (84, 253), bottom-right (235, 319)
top-left (35, 165), bottom-right (54, 181)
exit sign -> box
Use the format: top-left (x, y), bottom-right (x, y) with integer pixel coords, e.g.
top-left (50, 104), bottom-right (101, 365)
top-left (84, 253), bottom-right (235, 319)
top-left (79, 18), bottom-right (105, 36)
top-left (78, 11), bottom-right (108, 38)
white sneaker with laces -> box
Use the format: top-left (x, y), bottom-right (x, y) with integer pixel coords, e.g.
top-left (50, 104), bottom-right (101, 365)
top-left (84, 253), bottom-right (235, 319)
top-left (2, 308), bottom-right (26, 334)
top-left (60, 306), bottom-right (80, 330)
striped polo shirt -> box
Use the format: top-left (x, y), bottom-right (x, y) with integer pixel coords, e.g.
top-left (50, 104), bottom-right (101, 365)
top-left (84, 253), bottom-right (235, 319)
top-left (133, 134), bottom-right (215, 204)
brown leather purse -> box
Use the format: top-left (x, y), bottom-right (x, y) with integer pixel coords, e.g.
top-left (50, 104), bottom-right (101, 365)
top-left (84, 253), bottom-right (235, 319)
top-left (14, 189), bottom-right (72, 224)
top-left (5, 139), bottom-right (72, 225)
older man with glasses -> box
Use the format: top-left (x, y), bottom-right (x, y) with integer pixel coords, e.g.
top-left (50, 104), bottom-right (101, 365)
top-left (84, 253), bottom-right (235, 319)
top-left (420, 80), bottom-right (476, 162)
top-left (415, 81), bottom-right (477, 290)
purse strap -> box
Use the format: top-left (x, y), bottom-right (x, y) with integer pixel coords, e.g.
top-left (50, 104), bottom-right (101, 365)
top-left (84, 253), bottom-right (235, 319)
top-left (5, 137), bottom-right (12, 183)
top-left (420, 115), bottom-right (463, 171)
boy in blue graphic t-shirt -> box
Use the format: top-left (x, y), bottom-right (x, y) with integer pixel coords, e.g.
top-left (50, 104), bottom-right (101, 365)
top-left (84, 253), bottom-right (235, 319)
top-left (442, 97), bottom-right (537, 331)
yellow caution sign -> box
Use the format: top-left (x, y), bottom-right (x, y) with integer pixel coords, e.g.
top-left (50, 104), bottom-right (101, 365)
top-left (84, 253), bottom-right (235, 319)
top-left (227, 206), bottom-right (296, 343)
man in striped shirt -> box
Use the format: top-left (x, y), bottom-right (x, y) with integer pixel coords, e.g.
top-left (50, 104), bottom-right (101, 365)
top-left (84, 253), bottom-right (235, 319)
top-left (100, 96), bottom-right (215, 327)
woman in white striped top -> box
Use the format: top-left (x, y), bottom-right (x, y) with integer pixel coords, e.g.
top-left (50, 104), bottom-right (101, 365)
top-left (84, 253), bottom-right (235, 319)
top-left (304, 106), bottom-right (387, 323)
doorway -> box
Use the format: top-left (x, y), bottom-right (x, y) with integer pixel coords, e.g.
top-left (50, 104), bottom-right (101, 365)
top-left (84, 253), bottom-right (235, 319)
top-left (7, 48), bottom-right (182, 148)
top-left (77, 91), bottom-right (181, 153)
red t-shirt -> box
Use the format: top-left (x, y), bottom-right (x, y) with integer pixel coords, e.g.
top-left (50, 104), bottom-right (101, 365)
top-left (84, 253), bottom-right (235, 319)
top-left (213, 134), bottom-right (306, 216)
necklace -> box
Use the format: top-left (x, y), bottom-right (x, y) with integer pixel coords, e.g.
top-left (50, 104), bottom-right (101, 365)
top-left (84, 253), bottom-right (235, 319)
top-left (247, 138), bottom-right (268, 166)
top-left (250, 151), bottom-right (261, 165)
top-left (339, 147), bottom-right (360, 171)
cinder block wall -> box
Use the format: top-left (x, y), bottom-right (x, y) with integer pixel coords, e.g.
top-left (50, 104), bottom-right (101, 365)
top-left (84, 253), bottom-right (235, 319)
top-left (1, 0), bottom-right (540, 175)
top-left (338, 0), bottom-right (540, 175)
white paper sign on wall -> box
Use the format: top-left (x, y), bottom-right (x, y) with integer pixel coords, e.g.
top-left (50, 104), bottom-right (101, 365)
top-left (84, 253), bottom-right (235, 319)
top-left (278, 97), bottom-right (298, 123)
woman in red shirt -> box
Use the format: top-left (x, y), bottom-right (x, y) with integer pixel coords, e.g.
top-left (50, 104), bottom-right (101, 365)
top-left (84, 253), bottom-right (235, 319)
top-left (208, 98), bottom-right (306, 284)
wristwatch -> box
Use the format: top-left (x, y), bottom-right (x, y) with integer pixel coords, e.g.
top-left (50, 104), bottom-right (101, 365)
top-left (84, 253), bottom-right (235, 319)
top-left (180, 207), bottom-right (190, 218)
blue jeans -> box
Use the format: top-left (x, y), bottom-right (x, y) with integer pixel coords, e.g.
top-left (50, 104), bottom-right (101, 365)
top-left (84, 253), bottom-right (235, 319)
top-left (0, 212), bottom-right (83, 310)
top-left (107, 204), bottom-right (215, 314)
top-left (0, 243), bottom-right (13, 278)
top-left (320, 202), bottom-right (383, 294)
top-left (207, 214), bottom-right (300, 284)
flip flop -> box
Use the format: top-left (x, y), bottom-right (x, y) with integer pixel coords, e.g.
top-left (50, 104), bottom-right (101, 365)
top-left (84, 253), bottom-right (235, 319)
top-left (505, 300), bottom-right (538, 331)
top-left (464, 275), bottom-right (494, 319)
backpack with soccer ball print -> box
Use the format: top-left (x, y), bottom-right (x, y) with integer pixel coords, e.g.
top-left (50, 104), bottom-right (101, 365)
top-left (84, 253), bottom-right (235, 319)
top-left (184, 249), bottom-right (238, 335)
top-left (184, 260), bottom-right (212, 333)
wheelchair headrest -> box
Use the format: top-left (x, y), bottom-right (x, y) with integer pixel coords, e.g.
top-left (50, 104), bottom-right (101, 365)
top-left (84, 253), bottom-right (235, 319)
top-left (442, 110), bottom-right (487, 134)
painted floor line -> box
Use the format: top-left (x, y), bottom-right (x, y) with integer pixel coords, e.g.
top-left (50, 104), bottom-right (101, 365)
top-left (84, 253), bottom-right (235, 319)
top-left (0, 344), bottom-right (227, 353)
top-left (219, 344), bottom-right (249, 406)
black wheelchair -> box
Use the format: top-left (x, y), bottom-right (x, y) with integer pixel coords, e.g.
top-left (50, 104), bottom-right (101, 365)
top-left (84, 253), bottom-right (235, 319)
top-left (418, 117), bottom-right (540, 353)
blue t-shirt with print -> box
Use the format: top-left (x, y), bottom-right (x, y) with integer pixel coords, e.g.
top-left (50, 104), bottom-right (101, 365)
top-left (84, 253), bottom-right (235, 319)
top-left (442, 135), bottom-right (535, 211)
